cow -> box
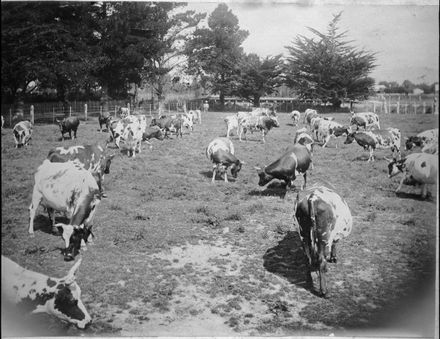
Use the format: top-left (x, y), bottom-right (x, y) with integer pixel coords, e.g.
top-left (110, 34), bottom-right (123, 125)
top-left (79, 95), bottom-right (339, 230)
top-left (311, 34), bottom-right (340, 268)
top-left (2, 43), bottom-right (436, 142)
top-left (118, 106), bottom-right (129, 118)
top-left (56, 116), bottom-right (80, 141)
top-left (316, 119), bottom-right (350, 148)
top-left (387, 153), bottom-right (438, 199)
top-left (254, 144), bottom-right (312, 190)
top-left (47, 144), bottom-right (115, 196)
top-left (203, 101), bottom-right (209, 114)
top-left (224, 115), bottom-right (239, 138)
top-left (1, 256), bottom-right (92, 329)
top-left (171, 113), bottom-right (193, 131)
top-left (290, 110), bottom-right (301, 126)
top-left (405, 128), bottom-right (438, 154)
top-left (304, 108), bottom-right (318, 125)
top-left (28, 160), bottom-right (101, 261)
top-left (294, 128), bottom-right (314, 154)
top-left (98, 114), bottom-right (112, 132)
top-left (344, 128), bottom-right (401, 162)
top-left (188, 110), bottom-right (202, 124)
top-left (13, 120), bottom-right (33, 148)
top-left (310, 116), bottom-right (323, 140)
top-left (349, 111), bottom-right (380, 130)
top-left (142, 125), bottom-right (165, 148)
top-left (293, 186), bottom-right (353, 297)
top-left (238, 115), bottom-right (280, 143)
top-left (206, 137), bottom-right (243, 183)
top-left (150, 116), bottom-right (182, 138)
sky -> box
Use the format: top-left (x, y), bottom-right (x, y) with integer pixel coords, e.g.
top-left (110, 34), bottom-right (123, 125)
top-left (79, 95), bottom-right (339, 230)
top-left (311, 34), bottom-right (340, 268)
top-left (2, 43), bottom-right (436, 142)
top-left (184, 1), bottom-right (439, 84)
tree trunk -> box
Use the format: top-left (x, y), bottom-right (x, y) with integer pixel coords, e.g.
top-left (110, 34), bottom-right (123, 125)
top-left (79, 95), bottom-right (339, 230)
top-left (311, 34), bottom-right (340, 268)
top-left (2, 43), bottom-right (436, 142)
top-left (219, 92), bottom-right (225, 111)
top-left (253, 95), bottom-right (261, 108)
top-left (100, 84), bottom-right (110, 116)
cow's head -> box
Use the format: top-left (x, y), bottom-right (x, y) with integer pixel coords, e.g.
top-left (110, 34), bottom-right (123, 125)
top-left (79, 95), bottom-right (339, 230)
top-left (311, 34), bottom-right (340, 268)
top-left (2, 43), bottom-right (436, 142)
top-left (344, 132), bottom-right (356, 144)
top-left (405, 136), bottom-right (423, 151)
top-left (13, 128), bottom-right (27, 147)
top-left (230, 160), bottom-right (243, 178)
top-left (100, 153), bottom-right (115, 175)
top-left (254, 166), bottom-right (272, 186)
top-left (57, 224), bottom-right (94, 261)
top-left (44, 258), bottom-right (92, 328)
top-left (333, 126), bottom-right (349, 137)
top-left (385, 157), bottom-right (405, 178)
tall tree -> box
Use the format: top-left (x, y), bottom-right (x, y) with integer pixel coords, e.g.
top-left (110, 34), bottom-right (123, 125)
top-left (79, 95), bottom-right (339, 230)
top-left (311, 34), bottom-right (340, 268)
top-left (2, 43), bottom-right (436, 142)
top-left (234, 53), bottom-right (284, 107)
top-left (284, 12), bottom-right (377, 108)
top-left (184, 3), bottom-right (248, 109)
top-left (140, 4), bottom-right (205, 113)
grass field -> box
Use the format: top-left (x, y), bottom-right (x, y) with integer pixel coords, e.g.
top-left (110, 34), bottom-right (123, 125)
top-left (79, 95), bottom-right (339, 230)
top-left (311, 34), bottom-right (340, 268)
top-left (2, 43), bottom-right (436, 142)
top-left (1, 111), bottom-right (438, 337)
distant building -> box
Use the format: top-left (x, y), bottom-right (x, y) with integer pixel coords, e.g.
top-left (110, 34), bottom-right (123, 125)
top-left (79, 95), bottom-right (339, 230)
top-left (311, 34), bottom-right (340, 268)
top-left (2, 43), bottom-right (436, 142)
top-left (374, 84), bottom-right (386, 93)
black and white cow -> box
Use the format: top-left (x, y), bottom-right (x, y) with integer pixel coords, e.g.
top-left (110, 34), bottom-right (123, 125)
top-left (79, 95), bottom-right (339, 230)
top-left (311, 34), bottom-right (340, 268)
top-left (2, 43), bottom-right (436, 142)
top-left (304, 108), bottom-right (319, 125)
top-left (349, 111), bottom-right (380, 130)
top-left (13, 120), bottom-right (33, 148)
top-left (150, 116), bottom-right (182, 138)
top-left (387, 152), bottom-right (438, 199)
top-left (2, 256), bottom-right (91, 328)
top-left (238, 115), bottom-right (280, 143)
top-left (47, 144), bottom-right (114, 196)
top-left (29, 160), bottom-right (101, 261)
top-left (316, 119), bottom-right (350, 148)
top-left (56, 116), bottom-right (80, 141)
top-left (98, 114), bottom-right (112, 132)
top-left (290, 110), bottom-right (301, 126)
top-left (344, 128), bottom-right (401, 162)
top-left (293, 186), bottom-right (353, 297)
top-left (254, 144), bottom-right (312, 190)
top-left (206, 137), bottom-right (243, 183)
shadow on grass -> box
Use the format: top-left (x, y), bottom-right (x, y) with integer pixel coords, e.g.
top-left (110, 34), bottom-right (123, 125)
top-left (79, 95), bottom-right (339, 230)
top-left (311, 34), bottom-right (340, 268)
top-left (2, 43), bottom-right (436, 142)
top-left (248, 181), bottom-right (288, 198)
top-left (263, 231), bottom-right (317, 295)
top-left (199, 170), bottom-right (238, 183)
top-left (395, 191), bottom-right (435, 202)
top-left (33, 214), bottom-right (69, 236)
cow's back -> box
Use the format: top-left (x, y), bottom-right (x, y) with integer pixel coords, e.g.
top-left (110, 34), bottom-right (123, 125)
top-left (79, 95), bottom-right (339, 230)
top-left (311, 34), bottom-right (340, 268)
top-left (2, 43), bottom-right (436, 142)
top-left (404, 153), bottom-right (437, 184)
top-left (206, 137), bottom-right (234, 160)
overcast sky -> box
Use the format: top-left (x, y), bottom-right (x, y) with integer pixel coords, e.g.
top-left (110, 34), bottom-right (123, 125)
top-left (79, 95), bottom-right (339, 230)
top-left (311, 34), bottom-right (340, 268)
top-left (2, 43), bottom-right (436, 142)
top-left (184, 1), bottom-right (439, 84)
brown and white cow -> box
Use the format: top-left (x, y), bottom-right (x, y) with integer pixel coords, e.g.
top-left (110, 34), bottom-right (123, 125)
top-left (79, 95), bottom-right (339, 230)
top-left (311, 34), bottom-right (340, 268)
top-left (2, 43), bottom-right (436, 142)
top-left (405, 128), bottom-right (438, 154)
top-left (293, 127), bottom-right (314, 158)
top-left (293, 186), bottom-right (353, 297)
top-left (206, 137), bottom-right (243, 183)
top-left (238, 115), bottom-right (280, 143)
top-left (316, 119), bottom-right (350, 148)
top-left (303, 108), bottom-right (319, 125)
top-left (344, 128), bottom-right (401, 162)
top-left (224, 114), bottom-right (239, 138)
top-left (13, 120), bottom-right (33, 148)
top-left (150, 116), bottom-right (182, 138)
top-left (349, 111), bottom-right (380, 131)
top-left (47, 144), bottom-right (115, 196)
top-left (2, 256), bottom-right (91, 328)
top-left (56, 116), bottom-right (80, 141)
top-left (28, 160), bottom-right (101, 260)
top-left (290, 110), bottom-right (301, 126)
top-left (255, 144), bottom-right (312, 190)
top-left (387, 152), bottom-right (438, 199)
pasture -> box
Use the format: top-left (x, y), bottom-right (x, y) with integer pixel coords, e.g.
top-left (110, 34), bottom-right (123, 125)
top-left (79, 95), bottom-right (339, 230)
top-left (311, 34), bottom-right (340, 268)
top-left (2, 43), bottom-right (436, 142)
top-left (1, 111), bottom-right (438, 336)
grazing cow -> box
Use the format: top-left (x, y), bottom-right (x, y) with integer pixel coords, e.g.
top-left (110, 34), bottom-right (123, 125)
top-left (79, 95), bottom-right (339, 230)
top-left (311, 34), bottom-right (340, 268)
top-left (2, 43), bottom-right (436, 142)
top-left (206, 137), bottom-right (243, 183)
top-left (387, 153), bottom-right (438, 199)
top-left (1, 256), bottom-right (91, 329)
top-left (290, 110), bottom-right (301, 126)
top-left (255, 144), bottom-right (312, 190)
top-left (304, 108), bottom-right (318, 125)
top-left (98, 114), bottom-right (112, 132)
top-left (142, 126), bottom-right (165, 148)
top-left (310, 116), bottom-right (323, 140)
top-left (28, 160), bottom-right (101, 261)
top-left (316, 120), bottom-right (350, 148)
top-left (405, 128), bottom-right (438, 154)
top-left (293, 186), bottom-right (353, 297)
top-left (224, 115), bottom-right (239, 138)
top-left (344, 128), bottom-right (401, 162)
top-left (171, 113), bottom-right (193, 131)
top-left (56, 116), bottom-right (80, 141)
top-left (13, 120), bottom-right (33, 148)
top-left (47, 144), bottom-right (115, 195)
top-left (238, 115), bottom-right (280, 143)
top-left (294, 128), bottom-right (314, 154)
top-left (150, 116), bottom-right (182, 138)
top-left (188, 110), bottom-right (202, 124)
top-left (349, 111), bottom-right (380, 130)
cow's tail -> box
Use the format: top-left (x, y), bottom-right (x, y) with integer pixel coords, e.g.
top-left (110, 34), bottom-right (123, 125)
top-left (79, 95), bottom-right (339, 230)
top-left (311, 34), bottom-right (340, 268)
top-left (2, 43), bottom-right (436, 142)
top-left (308, 197), bottom-right (318, 265)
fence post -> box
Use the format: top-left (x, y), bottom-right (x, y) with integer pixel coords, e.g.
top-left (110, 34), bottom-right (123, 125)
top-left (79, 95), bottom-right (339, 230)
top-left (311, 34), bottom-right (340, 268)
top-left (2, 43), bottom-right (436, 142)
top-left (414, 103), bottom-right (417, 115)
top-left (84, 104), bottom-right (88, 121)
top-left (9, 108), bottom-right (12, 126)
top-left (30, 105), bottom-right (34, 124)
top-left (127, 103), bottom-right (130, 116)
top-left (396, 101), bottom-right (400, 114)
top-left (373, 102), bottom-right (376, 113)
top-left (69, 106), bottom-right (72, 117)
top-left (423, 102), bottom-right (426, 114)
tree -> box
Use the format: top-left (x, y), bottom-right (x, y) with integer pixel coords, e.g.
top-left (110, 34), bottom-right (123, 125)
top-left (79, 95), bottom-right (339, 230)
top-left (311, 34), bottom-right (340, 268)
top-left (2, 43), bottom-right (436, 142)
top-left (140, 4), bottom-right (205, 113)
top-left (1, 2), bottom-right (99, 106)
top-left (284, 12), bottom-right (377, 108)
top-left (234, 53), bottom-right (284, 107)
top-left (184, 3), bottom-right (248, 109)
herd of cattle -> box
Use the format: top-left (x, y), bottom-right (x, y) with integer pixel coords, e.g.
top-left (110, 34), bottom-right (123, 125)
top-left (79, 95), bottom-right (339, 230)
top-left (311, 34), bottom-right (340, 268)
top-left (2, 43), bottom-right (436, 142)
top-left (1, 106), bottom-right (438, 330)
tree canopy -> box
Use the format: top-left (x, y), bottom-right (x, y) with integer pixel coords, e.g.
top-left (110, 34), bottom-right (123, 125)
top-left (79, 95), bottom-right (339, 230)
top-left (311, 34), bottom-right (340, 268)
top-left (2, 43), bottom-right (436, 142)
top-left (184, 3), bottom-right (248, 108)
top-left (284, 12), bottom-right (377, 107)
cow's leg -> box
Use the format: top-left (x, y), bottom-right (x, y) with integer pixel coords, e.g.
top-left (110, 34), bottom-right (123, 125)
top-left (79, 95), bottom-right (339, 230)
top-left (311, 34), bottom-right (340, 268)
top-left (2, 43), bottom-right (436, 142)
top-left (302, 171), bottom-right (307, 190)
top-left (73, 129), bottom-right (77, 139)
top-left (395, 176), bottom-right (405, 193)
top-left (421, 184), bottom-right (428, 199)
top-left (211, 165), bottom-right (217, 183)
top-left (368, 148), bottom-right (374, 162)
top-left (46, 208), bottom-right (59, 234)
top-left (261, 130), bottom-right (266, 143)
top-left (322, 135), bottom-right (331, 148)
top-left (224, 172), bottom-right (228, 183)
top-left (329, 242), bottom-right (337, 263)
top-left (318, 259), bottom-right (328, 297)
top-left (28, 192), bottom-right (42, 236)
